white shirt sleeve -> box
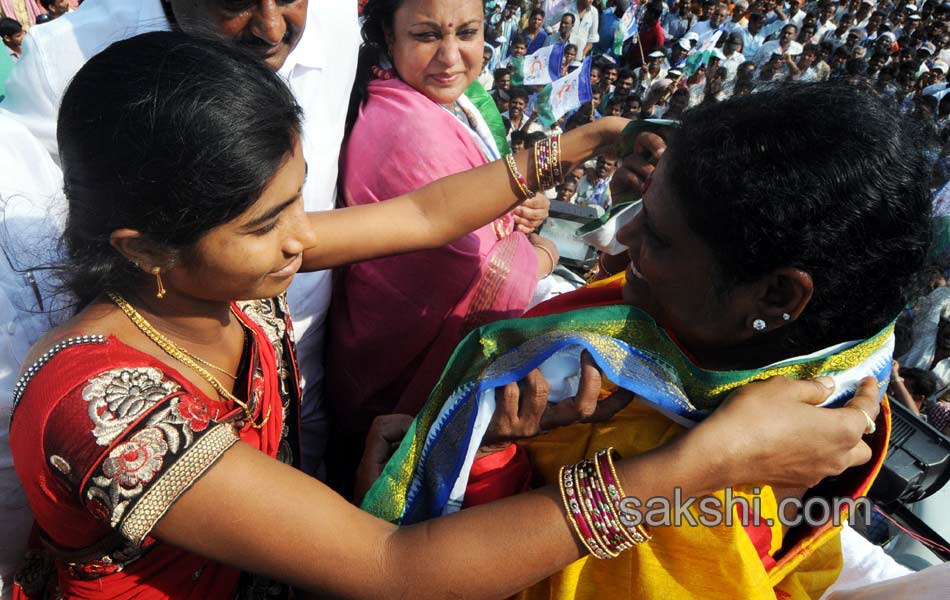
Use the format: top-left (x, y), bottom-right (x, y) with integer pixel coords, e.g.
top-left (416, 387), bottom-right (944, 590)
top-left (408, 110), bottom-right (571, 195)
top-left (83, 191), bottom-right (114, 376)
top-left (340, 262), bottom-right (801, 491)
top-left (2, 33), bottom-right (61, 160)
top-left (588, 8), bottom-right (600, 45)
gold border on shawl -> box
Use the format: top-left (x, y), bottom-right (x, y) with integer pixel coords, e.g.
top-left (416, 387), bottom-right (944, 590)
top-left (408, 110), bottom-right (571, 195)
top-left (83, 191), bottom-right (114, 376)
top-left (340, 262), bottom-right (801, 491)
top-left (462, 234), bottom-right (519, 333)
top-left (119, 423), bottom-right (240, 546)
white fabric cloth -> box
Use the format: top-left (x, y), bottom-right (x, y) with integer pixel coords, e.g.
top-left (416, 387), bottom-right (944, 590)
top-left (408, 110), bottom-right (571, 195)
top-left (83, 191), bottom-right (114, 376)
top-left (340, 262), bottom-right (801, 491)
top-left (820, 524), bottom-right (915, 599)
top-left (0, 112), bottom-right (67, 600)
top-left (0, 0), bottom-right (360, 478)
top-left (822, 562), bottom-right (950, 600)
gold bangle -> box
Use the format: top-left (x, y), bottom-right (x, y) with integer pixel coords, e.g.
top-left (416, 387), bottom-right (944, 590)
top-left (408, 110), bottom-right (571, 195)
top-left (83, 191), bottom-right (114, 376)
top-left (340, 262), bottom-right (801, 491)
top-left (504, 154), bottom-right (533, 202)
top-left (533, 243), bottom-right (556, 277)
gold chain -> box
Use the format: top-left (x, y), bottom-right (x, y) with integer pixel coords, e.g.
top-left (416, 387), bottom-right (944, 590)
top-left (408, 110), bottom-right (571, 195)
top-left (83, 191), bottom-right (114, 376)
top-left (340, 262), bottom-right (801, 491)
top-left (179, 341), bottom-right (240, 379)
top-left (108, 292), bottom-right (271, 429)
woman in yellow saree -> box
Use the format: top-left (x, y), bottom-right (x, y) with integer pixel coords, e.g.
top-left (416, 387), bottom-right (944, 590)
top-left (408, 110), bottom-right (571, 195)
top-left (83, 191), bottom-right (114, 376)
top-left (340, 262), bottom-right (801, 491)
top-left (363, 81), bottom-right (933, 599)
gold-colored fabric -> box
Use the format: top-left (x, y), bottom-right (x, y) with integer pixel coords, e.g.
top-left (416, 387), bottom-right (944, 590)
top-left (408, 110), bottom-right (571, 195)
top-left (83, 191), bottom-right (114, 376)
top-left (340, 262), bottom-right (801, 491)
top-left (515, 401), bottom-right (843, 600)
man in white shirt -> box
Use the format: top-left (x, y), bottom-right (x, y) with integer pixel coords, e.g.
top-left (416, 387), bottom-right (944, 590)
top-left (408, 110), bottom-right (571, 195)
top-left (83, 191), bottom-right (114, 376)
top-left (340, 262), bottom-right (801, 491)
top-left (785, 0), bottom-right (807, 29)
top-left (544, 12), bottom-right (576, 48)
top-left (814, 2), bottom-right (840, 40)
top-left (755, 23), bottom-right (803, 65)
top-left (567, 0), bottom-right (600, 59)
top-left (635, 50), bottom-right (669, 96)
top-left (1, 0), bottom-right (360, 483)
top-left (733, 11), bottom-right (784, 60)
top-left (721, 32), bottom-right (746, 83)
top-left (688, 1), bottom-right (730, 43)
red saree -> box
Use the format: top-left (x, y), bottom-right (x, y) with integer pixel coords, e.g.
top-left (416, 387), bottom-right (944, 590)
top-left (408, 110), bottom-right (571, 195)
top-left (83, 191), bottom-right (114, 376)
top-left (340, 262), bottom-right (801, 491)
top-left (9, 297), bottom-right (301, 599)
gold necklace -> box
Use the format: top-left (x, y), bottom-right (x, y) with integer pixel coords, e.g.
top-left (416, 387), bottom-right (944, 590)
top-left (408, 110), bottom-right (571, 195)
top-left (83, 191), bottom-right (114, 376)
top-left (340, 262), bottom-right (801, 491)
top-left (178, 336), bottom-right (241, 379)
top-left (108, 292), bottom-right (271, 429)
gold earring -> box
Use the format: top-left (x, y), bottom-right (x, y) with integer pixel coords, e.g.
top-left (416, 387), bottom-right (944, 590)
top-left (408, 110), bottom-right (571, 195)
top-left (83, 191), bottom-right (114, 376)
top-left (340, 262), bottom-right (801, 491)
top-left (151, 266), bottom-right (166, 299)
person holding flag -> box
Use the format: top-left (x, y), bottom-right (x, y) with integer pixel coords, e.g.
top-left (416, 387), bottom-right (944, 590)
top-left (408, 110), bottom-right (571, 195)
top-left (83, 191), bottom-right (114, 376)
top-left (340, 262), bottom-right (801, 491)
top-left (511, 41), bottom-right (567, 86)
top-left (623, 3), bottom-right (665, 69)
top-left (635, 50), bottom-right (669, 96)
top-left (679, 23), bottom-right (727, 79)
top-left (534, 56), bottom-right (595, 128)
top-left (612, 1), bottom-right (639, 58)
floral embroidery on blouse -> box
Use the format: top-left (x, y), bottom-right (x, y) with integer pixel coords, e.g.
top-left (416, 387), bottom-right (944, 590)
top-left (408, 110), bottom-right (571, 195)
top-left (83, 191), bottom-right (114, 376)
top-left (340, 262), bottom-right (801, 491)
top-left (84, 388), bottom-right (228, 531)
top-left (83, 367), bottom-right (181, 446)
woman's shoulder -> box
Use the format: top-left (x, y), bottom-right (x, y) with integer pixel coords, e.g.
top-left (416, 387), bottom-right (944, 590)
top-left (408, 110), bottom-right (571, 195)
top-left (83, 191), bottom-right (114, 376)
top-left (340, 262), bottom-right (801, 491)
top-left (10, 331), bottom-right (204, 432)
top-left (351, 78), bottom-right (449, 139)
top-left (10, 331), bottom-right (240, 550)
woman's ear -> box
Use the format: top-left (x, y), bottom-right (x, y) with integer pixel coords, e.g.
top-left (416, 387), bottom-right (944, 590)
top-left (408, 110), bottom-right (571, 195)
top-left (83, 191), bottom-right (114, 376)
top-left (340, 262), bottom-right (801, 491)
top-left (752, 268), bottom-right (814, 331)
top-left (109, 229), bottom-right (172, 273)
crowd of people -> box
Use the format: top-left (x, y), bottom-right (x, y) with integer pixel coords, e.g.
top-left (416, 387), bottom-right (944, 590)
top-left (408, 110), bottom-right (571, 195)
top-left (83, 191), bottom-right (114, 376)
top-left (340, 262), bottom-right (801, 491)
top-left (0, 0), bottom-right (946, 599)
top-left (476, 0), bottom-right (950, 213)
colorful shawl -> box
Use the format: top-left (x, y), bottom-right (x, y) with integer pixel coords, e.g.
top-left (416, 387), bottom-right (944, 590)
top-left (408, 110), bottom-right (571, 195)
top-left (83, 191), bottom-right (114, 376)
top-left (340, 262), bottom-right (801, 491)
top-left (328, 77), bottom-right (536, 438)
top-left (363, 274), bottom-right (893, 599)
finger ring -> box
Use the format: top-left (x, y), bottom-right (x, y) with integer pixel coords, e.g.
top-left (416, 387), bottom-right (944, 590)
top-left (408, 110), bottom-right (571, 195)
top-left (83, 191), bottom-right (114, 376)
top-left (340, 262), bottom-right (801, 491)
top-left (857, 408), bottom-right (876, 436)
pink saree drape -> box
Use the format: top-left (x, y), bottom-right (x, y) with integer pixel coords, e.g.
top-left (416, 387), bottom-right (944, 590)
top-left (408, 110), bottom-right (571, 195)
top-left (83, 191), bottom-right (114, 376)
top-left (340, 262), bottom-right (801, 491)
top-left (328, 78), bottom-right (538, 437)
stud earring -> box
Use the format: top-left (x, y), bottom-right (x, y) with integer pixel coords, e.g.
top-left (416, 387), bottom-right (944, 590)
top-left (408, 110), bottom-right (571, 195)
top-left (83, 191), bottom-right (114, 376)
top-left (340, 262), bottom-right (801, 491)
top-left (782, 313), bottom-right (791, 321)
top-left (752, 319), bottom-right (767, 332)
top-left (151, 266), bottom-right (166, 299)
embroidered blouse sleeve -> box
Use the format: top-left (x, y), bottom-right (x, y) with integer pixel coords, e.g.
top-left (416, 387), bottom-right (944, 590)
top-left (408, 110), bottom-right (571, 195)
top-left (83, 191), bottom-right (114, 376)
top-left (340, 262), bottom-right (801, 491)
top-left (41, 365), bottom-right (241, 547)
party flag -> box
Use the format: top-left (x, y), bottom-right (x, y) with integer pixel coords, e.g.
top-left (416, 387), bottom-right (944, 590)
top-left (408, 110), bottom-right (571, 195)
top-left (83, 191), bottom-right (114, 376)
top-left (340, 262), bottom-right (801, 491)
top-left (678, 26), bottom-right (725, 77)
top-left (533, 56), bottom-right (593, 127)
top-left (511, 43), bottom-right (566, 86)
top-left (613, 2), bottom-right (640, 56)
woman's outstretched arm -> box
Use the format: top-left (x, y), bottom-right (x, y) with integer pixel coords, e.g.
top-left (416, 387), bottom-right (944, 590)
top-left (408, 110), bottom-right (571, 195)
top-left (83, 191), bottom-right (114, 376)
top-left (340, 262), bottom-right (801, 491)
top-left (153, 377), bottom-right (881, 599)
top-left (300, 117), bottom-right (629, 271)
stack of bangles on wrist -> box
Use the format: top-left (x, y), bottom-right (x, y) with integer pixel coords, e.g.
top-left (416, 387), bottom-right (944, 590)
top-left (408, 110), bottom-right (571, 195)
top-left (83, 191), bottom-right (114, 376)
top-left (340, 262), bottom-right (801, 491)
top-left (559, 448), bottom-right (651, 558)
top-left (503, 134), bottom-right (563, 202)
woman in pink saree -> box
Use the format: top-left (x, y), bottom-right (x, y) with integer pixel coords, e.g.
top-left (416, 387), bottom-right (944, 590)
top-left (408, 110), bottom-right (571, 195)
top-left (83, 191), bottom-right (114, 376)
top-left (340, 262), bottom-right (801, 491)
top-left (327, 0), bottom-right (556, 479)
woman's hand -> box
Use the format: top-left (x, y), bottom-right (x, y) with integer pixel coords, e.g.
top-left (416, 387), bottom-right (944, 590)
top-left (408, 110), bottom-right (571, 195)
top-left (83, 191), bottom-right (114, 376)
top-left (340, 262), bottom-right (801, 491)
top-left (619, 128), bottom-right (669, 182)
top-left (684, 376), bottom-right (882, 492)
top-left (478, 352), bottom-right (635, 459)
top-left (354, 414), bottom-right (414, 504)
top-left (514, 193), bottom-right (550, 233)
top-left (528, 233), bottom-right (559, 278)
